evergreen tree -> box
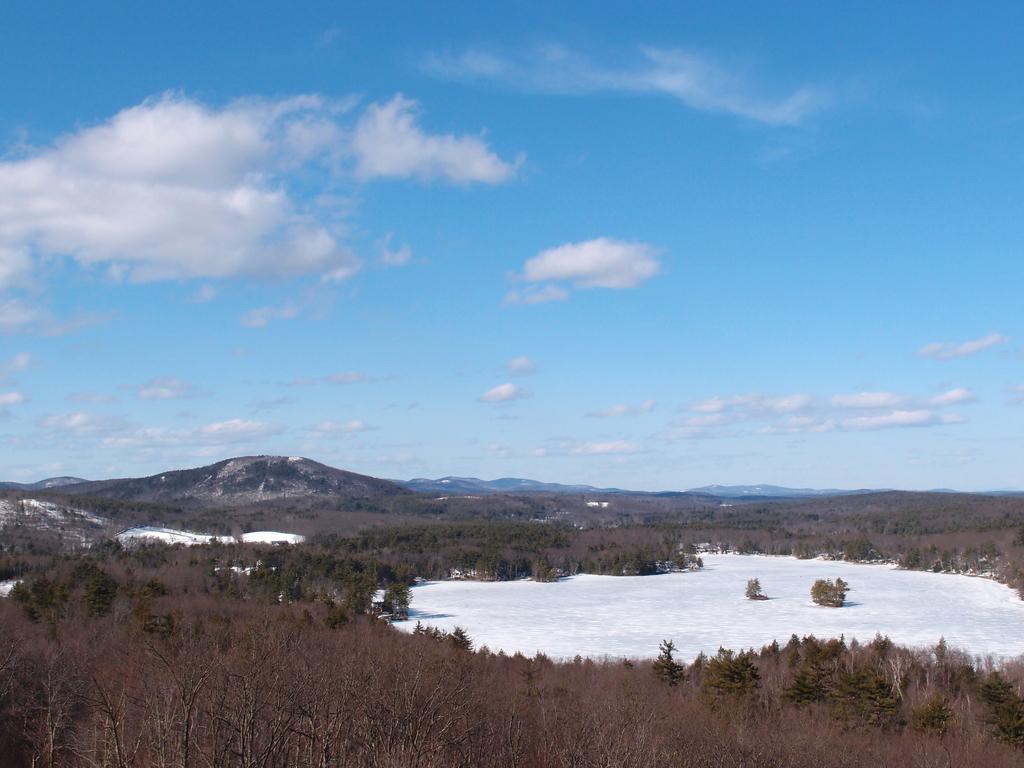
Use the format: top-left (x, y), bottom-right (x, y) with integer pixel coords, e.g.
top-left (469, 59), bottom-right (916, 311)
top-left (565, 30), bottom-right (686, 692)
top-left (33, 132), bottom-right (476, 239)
top-left (383, 582), bottom-right (411, 618)
top-left (980, 673), bottom-right (1024, 746)
top-left (701, 649), bottom-right (760, 707)
top-left (912, 692), bottom-right (953, 735)
top-left (745, 578), bottom-right (767, 600)
top-left (827, 667), bottom-right (899, 729)
top-left (83, 570), bottom-right (118, 617)
top-left (783, 663), bottom-right (827, 706)
top-left (652, 639), bottom-right (685, 686)
top-left (449, 626), bottom-right (473, 652)
top-left (811, 577), bottom-right (849, 607)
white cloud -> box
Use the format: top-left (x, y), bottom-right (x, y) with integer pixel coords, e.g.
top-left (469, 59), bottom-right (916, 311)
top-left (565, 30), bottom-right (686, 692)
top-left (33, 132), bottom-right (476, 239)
top-left (351, 95), bottom-right (520, 183)
top-left (535, 438), bottom-right (639, 456)
top-left (326, 371), bottom-right (368, 384)
top-left (0, 246), bottom-right (33, 290)
top-left (0, 92), bottom-right (521, 316)
top-left (67, 391), bottom-right (118, 404)
top-left (241, 304), bottom-right (299, 328)
top-left (0, 352), bottom-right (30, 381)
top-left (0, 298), bottom-right (45, 333)
top-left (0, 391), bottom-right (27, 406)
top-left (309, 419), bottom-right (371, 436)
top-left (39, 411), bottom-right (123, 435)
top-left (831, 391), bottom-right (909, 409)
top-left (1008, 385), bottom-right (1024, 406)
top-left (571, 440), bottom-right (637, 455)
top-left (479, 383), bottom-right (529, 403)
top-left (590, 399), bottom-right (656, 418)
top-left (918, 333), bottom-right (1008, 360)
top-left (840, 409), bottom-right (940, 431)
top-left (377, 234), bottom-right (412, 266)
top-left (0, 93), bottom-right (360, 287)
top-left (506, 356), bottom-right (537, 375)
top-left (675, 385), bottom-right (973, 439)
top-left (137, 376), bottom-right (193, 400)
top-left (189, 284), bottom-right (217, 303)
top-left (689, 393), bottom-right (812, 416)
top-left (194, 418), bottom-right (281, 442)
top-left (522, 237), bottom-right (660, 290)
top-left (929, 387), bottom-right (975, 407)
top-left (503, 285), bottom-right (569, 305)
top-left (424, 45), bottom-right (829, 126)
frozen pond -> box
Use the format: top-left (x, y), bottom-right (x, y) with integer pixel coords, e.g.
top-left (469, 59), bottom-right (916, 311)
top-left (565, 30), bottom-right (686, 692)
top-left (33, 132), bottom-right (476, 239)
top-left (397, 554), bottom-right (1024, 660)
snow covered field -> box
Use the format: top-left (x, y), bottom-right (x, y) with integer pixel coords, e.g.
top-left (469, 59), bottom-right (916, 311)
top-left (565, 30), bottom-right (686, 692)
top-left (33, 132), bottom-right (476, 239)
top-left (114, 526), bottom-right (304, 546)
top-left (239, 531), bottom-right (305, 544)
top-left (397, 554), bottom-right (1024, 660)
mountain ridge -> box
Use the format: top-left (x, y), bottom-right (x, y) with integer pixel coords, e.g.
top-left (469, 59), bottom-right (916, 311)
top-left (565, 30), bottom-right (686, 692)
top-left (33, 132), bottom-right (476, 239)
top-left (0, 476), bottom-right (89, 491)
top-left (58, 455), bottom-right (409, 506)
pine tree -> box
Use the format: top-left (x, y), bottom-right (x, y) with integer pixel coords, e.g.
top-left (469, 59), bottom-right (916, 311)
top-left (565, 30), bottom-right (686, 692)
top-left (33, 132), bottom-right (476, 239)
top-left (912, 692), bottom-right (953, 735)
top-left (811, 577), bottom-right (849, 607)
top-left (449, 626), bottom-right (473, 652)
top-left (745, 578), bottom-right (767, 600)
top-left (701, 649), bottom-right (760, 707)
top-left (783, 663), bottom-right (827, 706)
top-left (980, 673), bottom-right (1024, 746)
top-left (383, 582), bottom-right (411, 618)
top-left (83, 570), bottom-right (118, 617)
top-left (827, 667), bottom-right (899, 728)
top-left (652, 639), bottom-right (685, 686)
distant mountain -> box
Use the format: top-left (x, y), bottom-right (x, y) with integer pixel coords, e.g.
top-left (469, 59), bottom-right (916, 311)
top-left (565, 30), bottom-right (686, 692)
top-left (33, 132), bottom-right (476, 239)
top-left (61, 456), bottom-right (409, 505)
top-left (397, 475), bottom-right (663, 499)
top-left (400, 476), bottom-right (716, 498)
top-left (687, 484), bottom-right (881, 499)
top-left (400, 477), bottom-right (887, 499)
top-left (0, 476), bottom-right (89, 491)
top-left (400, 476), bottom-right (641, 495)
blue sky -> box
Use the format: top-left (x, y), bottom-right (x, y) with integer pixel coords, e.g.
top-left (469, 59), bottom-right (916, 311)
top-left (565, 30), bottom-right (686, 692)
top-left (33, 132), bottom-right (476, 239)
top-left (1, 2), bottom-right (1022, 490)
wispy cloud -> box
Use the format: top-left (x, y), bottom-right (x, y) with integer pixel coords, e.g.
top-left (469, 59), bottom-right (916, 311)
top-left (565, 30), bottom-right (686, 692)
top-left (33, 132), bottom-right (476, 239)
top-left (589, 399), bottom-right (656, 418)
top-left (503, 285), bottom-right (569, 306)
top-left (377, 233), bottom-right (412, 267)
top-left (533, 438), bottom-right (639, 457)
top-left (506, 356), bottom-right (537, 375)
top-left (669, 386), bottom-right (973, 440)
top-left (507, 237), bottom-right (661, 304)
top-left (929, 387), bottom-right (975, 407)
top-left (326, 371), bottom-right (368, 385)
top-left (308, 419), bottom-right (373, 436)
top-left (918, 333), bottom-right (1008, 360)
top-left (831, 391), bottom-right (909, 409)
top-left (479, 383), bottom-right (530, 403)
top-left (0, 352), bottom-right (30, 382)
top-left (424, 45), bottom-right (830, 126)
top-left (137, 376), bottom-right (195, 400)
top-left (241, 303), bottom-right (299, 328)
top-left (0, 391), bottom-right (27, 406)
top-left (351, 95), bottom-right (521, 184)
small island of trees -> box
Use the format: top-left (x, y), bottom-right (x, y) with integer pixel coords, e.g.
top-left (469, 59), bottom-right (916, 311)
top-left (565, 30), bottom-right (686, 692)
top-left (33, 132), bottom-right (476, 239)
top-left (811, 577), bottom-right (849, 607)
top-left (745, 577), bottom-right (768, 600)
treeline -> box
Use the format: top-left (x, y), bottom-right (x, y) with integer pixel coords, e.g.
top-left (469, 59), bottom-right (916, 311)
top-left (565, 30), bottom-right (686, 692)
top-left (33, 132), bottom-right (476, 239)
top-left (3, 586), bottom-right (1024, 767)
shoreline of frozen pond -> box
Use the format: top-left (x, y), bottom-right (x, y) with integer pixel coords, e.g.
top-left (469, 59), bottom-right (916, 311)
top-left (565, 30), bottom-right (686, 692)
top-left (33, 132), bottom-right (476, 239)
top-left (396, 553), bottom-right (1024, 660)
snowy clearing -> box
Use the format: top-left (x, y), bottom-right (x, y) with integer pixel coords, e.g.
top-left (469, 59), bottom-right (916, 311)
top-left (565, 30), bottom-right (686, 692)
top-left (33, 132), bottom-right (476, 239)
top-left (115, 526), bottom-right (304, 547)
top-left (240, 531), bottom-right (305, 544)
top-left (397, 554), bottom-right (1024, 660)
top-left (0, 579), bottom-right (19, 597)
top-left (116, 526), bottom-right (235, 546)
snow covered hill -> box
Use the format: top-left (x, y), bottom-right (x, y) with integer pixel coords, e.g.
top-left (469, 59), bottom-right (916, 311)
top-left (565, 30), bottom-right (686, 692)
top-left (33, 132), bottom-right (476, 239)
top-left (0, 497), bottom-right (110, 547)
